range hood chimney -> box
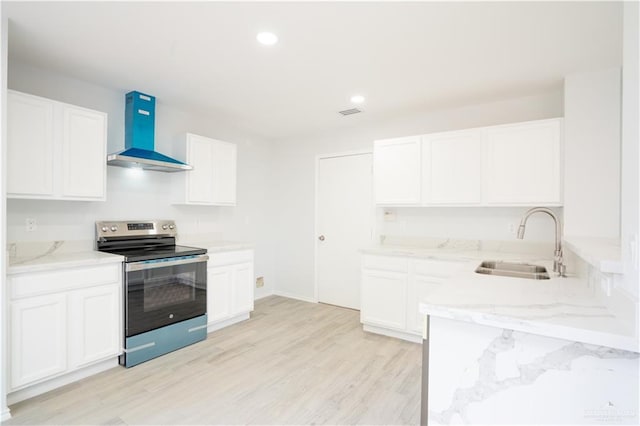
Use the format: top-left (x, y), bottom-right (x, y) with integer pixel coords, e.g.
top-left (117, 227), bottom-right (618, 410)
top-left (107, 91), bottom-right (192, 172)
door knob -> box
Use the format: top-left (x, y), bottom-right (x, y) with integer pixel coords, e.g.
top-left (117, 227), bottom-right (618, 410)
top-left (318, 235), bottom-right (325, 241)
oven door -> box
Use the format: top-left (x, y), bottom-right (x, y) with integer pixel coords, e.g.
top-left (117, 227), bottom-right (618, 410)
top-left (125, 254), bottom-right (208, 337)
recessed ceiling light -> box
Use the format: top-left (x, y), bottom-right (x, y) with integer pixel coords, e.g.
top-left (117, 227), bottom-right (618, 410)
top-left (257, 32), bottom-right (278, 46)
top-left (350, 95), bottom-right (365, 104)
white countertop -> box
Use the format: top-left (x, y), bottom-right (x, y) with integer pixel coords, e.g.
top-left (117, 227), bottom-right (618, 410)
top-left (6, 238), bottom-right (252, 275)
top-left (417, 259), bottom-right (638, 353)
top-left (563, 236), bottom-right (623, 274)
top-left (363, 242), bottom-right (637, 353)
top-left (8, 250), bottom-right (124, 274)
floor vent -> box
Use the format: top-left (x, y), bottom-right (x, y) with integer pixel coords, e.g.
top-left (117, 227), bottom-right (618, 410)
top-left (338, 108), bottom-right (362, 116)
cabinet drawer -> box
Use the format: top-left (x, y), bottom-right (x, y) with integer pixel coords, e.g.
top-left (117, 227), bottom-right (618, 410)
top-left (413, 259), bottom-right (465, 278)
top-left (208, 250), bottom-right (254, 267)
top-left (10, 263), bottom-right (121, 299)
top-left (362, 255), bottom-right (408, 273)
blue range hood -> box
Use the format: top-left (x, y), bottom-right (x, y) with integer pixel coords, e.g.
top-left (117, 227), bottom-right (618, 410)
top-left (107, 91), bottom-right (192, 172)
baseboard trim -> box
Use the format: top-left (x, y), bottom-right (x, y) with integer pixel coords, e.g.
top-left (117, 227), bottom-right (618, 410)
top-left (7, 358), bottom-right (119, 405)
top-left (207, 312), bottom-right (250, 333)
top-left (272, 291), bottom-right (317, 304)
top-left (254, 292), bottom-right (274, 301)
top-left (1, 406), bottom-right (11, 421)
top-left (363, 324), bottom-right (422, 343)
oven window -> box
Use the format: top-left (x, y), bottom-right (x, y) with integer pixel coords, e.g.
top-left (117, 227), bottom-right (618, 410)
top-left (143, 272), bottom-right (196, 311)
top-left (126, 260), bottom-right (207, 337)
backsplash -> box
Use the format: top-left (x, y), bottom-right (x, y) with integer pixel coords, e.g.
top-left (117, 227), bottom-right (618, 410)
top-left (377, 206), bottom-right (562, 242)
top-left (379, 235), bottom-right (556, 256)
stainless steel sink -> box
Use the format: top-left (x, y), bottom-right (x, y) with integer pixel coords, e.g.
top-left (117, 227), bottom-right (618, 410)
top-left (475, 260), bottom-right (550, 280)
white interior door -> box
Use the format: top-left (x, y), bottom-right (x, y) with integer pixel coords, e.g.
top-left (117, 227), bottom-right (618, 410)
top-left (316, 153), bottom-right (373, 310)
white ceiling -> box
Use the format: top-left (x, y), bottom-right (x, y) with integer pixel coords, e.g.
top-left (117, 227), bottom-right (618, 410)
top-left (4, 1), bottom-right (622, 141)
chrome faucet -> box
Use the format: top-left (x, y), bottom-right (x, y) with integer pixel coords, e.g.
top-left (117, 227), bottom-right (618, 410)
top-left (517, 207), bottom-right (566, 277)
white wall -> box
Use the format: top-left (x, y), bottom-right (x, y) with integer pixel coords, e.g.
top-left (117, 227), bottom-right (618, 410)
top-left (272, 91), bottom-right (564, 300)
top-left (378, 207), bottom-right (560, 242)
top-left (1, 6), bottom-right (10, 423)
top-left (621, 1), bottom-right (640, 300)
top-left (564, 68), bottom-right (621, 238)
top-left (6, 60), bottom-right (277, 299)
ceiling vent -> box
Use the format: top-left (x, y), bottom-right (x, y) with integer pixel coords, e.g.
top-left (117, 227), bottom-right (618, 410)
top-left (338, 108), bottom-right (362, 116)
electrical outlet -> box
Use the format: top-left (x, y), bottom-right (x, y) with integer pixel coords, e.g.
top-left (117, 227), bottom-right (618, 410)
top-left (256, 276), bottom-right (264, 288)
top-left (508, 223), bottom-right (516, 236)
top-left (25, 218), bottom-right (37, 232)
top-left (383, 210), bottom-right (397, 222)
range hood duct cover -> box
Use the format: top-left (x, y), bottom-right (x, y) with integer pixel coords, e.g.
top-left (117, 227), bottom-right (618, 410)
top-left (107, 91), bottom-right (192, 173)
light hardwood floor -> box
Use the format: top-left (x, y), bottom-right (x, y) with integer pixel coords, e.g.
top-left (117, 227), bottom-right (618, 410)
top-left (4, 296), bottom-right (422, 425)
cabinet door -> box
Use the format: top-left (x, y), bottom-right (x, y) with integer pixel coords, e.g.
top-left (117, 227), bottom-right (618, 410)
top-left (406, 275), bottom-right (444, 334)
top-left (361, 270), bottom-right (407, 329)
top-left (207, 265), bottom-right (234, 322)
top-left (68, 285), bottom-right (120, 369)
top-left (485, 119), bottom-right (562, 205)
top-left (373, 137), bottom-right (421, 205)
top-left (211, 139), bottom-right (237, 205)
top-left (10, 294), bottom-right (67, 389)
top-left (7, 91), bottom-right (55, 197)
top-left (186, 133), bottom-right (216, 204)
top-left (426, 130), bottom-right (483, 204)
top-left (232, 262), bottom-right (254, 315)
top-left (61, 105), bottom-right (107, 199)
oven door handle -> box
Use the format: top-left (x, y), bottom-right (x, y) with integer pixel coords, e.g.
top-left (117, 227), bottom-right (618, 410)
top-left (126, 254), bottom-right (209, 272)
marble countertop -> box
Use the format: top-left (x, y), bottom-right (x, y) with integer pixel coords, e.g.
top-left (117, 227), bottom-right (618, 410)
top-left (8, 250), bottom-right (124, 275)
top-left (418, 261), bottom-right (638, 353)
top-left (362, 240), bottom-right (637, 352)
top-left (562, 236), bottom-right (622, 274)
top-left (6, 238), bottom-right (252, 275)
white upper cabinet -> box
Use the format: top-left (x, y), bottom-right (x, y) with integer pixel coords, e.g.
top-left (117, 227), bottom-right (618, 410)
top-left (7, 90), bottom-right (107, 201)
top-left (211, 138), bottom-right (237, 205)
top-left (7, 91), bottom-right (55, 197)
top-left (373, 118), bottom-right (562, 207)
top-left (423, 129), bottom-right (483, 205)
top-left (373, 136), bottom-right (421, 205)
top-left (484, 119), bottom-right (562, 205)
top-left (62, 105), bottom-right (107, 198)
top-left (173, 133), bottom-right (237, 206)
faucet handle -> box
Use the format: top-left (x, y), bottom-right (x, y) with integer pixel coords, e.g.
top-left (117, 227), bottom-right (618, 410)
top-left (557, 263), bottom-right (566, 277)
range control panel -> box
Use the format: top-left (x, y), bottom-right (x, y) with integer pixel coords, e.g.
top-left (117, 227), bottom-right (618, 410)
top-left (96, 220), bottom-right (177, 239)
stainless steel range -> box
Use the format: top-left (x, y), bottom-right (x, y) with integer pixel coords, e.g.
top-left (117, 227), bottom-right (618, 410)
top-left (96, 220), bottom-right (208, 367)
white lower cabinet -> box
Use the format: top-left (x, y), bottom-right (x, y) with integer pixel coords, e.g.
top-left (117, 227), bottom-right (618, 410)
top-left (10, 294), bottom-right (68, 389)
top-left (8, 262), bottom-right (122, 397)
top-left (406, 275), bottom-right (445, 334)
top-left (361, 270), bottom-right (407, 329)
top-left (361, 254), bottom-right (464, 341)
top-left (206, 250), bottom-right (254, 332)
top-left (68, 284), bottom-right (120, 369)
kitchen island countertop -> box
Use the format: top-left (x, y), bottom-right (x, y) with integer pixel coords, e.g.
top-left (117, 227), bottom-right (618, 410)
top-left (361, 243), bottom-right (638, 353)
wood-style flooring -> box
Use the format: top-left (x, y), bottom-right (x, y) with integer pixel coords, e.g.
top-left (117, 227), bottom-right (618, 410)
top-left (4, 296), bottom-right (422, 425)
